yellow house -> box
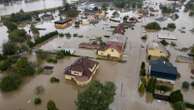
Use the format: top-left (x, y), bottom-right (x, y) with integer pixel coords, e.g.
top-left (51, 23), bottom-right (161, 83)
top-left (97, 41), bottom-right (123, 59)
top-left (54, 18), bottom-right (73, 29)
top-left (147, 42), bottom-right (169, 59)
top-left (64, 57), bottom-right (99, 86)
top-left (97, 48), bottom-right (122, 58)
top-left (147, 48), bottom-right (168, 59)
top-left (95, 10), bottom-right (106, 19)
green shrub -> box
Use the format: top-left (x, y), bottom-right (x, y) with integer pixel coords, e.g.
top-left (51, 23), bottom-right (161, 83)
top-left (56, 50), bottom-right (72, 59)
top-left (35, 86), bottom-right (45, 95)
top-left (36, 67), bottom-right (44, 74)
top-left (169, 90), bottom-right (183, 103)
top-left (34, 31), bottom-right (58, 46)
top-left (138, 82), bottom-right (145, 95)
top-left (8, 29), bottom-right (28, 42)
top-left (4, 10), bottom-right (32, 23)
top-left (141, 35), bottom-right (147, 41)
top-left (140, 68), bottom-right (146, 76)
top-left (73, 33), bottom-right (78, 37)
top-left (102, 3), bottom-right (109, 11)
top-left (50, 77), bottom-right (60, 83)
top-left (160, 6), bottom-right (174, 14)
top-left (3, 20), bottom-right (17, 31)
top-left (0, 75), bottom-right (22, 92)
top-left (65, 33), bottom-right (71, 38)
top-left (173, 101), bottom-right (186, 110)
top-left (47, 57), bottom-right (58, 64)
top-left (27, 40), bottom-right (34, 48)
top-left (47, 100), bottom-right (58, 110)
top-left (160, 40), bottom-right (169, 46)
top-left (30, 24), bottom-right (39, 36)
top-left (171, 42), bottom-right (176, 47)
top-left (191, 45), bottom-right (194, 55)
top-left (182, 81), bottom-right (190, 90)
top-left (36, 50), bottom-right (48, 60)
top-left (59, 33), bottom-right (64, 37)
top-left (0, 59), bottom-right (12, 71)
top-left (167, 23), bottom-right (176, 30)
top-left (145, 22), bottom-right (161, 30)
top-left (140, 62), bottom-right (146, 76)
top-left (191, 81), bottom-right (194, 87)
top-left (185, 102), bottom-right (194, 109)
top-left (14, 57), bottom-right (35, 77)
top-left (34, 97), bottom-right (42, 105)
top-left (146, 77), bottom-right (156, 93)
top-left (3, 41), bottom-right (18, 56)
top-left (141, 62), bottom-right (145, 69)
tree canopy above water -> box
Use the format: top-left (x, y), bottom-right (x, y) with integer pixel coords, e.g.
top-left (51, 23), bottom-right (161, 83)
top-left (76, 81), bottom-right (116, 110)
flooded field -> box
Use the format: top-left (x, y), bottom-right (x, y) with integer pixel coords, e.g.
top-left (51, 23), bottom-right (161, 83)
top-left (0, 0), bottom-right (63, 16)
top-left (0, 0), bottom-right (194, 110)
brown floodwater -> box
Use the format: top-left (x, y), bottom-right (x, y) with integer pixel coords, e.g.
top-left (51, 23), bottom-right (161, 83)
top-left (0, 0), bottom-right (194, 110)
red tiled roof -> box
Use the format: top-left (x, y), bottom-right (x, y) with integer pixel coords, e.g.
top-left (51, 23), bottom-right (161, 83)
top-left (98, 41), bottom-right (124, 53)
top-left (79, 43), bottom-right (100, 49)
top-left (114, 24), bottom-right (125, 35)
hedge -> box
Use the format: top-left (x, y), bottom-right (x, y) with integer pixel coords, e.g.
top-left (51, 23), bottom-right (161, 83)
top-left (33, 31), bottom-right (58, 46)
top-left (185, 102), bottom-right (194, 109)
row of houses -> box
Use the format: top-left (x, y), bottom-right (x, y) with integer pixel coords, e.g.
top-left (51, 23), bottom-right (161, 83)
top-left (54, 6), bottom-right (106, 29)
top-left (58, 7), bottom-right (126, 85)
top-left (64, 29), bottom-right (127, 85)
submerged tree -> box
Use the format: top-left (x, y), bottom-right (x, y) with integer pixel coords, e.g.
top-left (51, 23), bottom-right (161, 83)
top-left (3, 41), bottom-right (18, 56)
top-left (14, 57), bottom-right (35, 77)
top-left (169, 90), bottom-right (184, 103)
top-left (76, 81), bottom-right (116, 110)
top-left (47, 100), bottom-right (58, 110)
top-left (8, 29), bottom-right (28, 43)
top-left (0, 75), bottom-right (22, 92)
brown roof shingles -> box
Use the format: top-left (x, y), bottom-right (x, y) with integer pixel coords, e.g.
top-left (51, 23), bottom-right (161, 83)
top-left (64, 57), bottom-right (99, 80)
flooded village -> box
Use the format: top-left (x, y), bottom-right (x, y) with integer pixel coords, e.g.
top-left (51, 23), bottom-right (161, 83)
top-left (0, 0), bottom-right (194, 110)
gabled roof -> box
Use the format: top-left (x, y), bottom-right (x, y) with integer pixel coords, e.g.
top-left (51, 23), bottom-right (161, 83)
top-left (64, 57), bottom-right (99, 78)
top-left (98, 41), bottom-right (124, 53)
top-left (114, 24), bottom-right (125, 35)
top-left (150, 59), bottom-right (177, 80)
